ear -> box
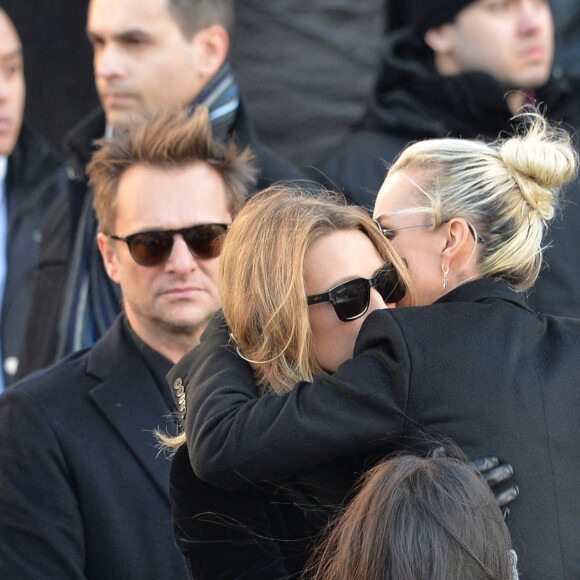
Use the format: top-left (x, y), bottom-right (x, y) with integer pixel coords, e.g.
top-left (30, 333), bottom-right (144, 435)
top-left (193, 25), bottom-right (229, 80)
top-left (424, 23), bottom-right (455, 55)
top-left (97, 232), bottom-right (121, 284)
top-left (441, 218), bottom-right (474, 265)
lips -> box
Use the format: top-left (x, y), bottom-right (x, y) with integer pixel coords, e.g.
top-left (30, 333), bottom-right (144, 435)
top-left (102, 92), bottom-right (136, 105)
top-left (521, 43), bottom-right (546, 62)
top-left (0, 117), bottom-right (11, 132)
top-left (160, 286), bottom-right (205, 300)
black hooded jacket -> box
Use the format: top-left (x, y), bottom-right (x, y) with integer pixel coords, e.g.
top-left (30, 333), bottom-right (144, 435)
top-left (317, 28), bottom-right (580, 318)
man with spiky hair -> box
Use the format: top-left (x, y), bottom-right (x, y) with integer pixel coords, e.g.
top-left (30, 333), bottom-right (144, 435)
top-left (16, 0), bottom-right (300, 380)
top-left (0, 108), bottom-right (256, 580)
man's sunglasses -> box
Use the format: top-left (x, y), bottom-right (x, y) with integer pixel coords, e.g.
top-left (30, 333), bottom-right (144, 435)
top-left (109, 223), bottom-right (230, 267)
top-left (306, 262), bottom-right (406, 322)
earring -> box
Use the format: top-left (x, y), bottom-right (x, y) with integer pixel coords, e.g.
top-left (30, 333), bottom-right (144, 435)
top-left (442, 265), bottom-right (450, 290)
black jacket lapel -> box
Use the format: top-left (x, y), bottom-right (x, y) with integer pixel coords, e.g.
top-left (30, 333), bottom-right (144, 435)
top-left (86, 319), bottom-right (175, 499)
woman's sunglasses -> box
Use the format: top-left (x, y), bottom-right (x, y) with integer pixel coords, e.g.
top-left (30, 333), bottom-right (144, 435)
top-left (109, 223), bottom-right (230, 267)
top-left (306, 262), bottom-right (406, 322)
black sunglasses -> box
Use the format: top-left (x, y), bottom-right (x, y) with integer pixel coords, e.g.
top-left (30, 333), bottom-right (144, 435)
top-left (306, 262), bottom-right (407, 322)
top-left (109, 223), bottom-right (230, 266)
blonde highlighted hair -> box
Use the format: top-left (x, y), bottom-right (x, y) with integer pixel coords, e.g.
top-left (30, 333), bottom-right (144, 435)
top-left (390, 111), bottom-right (577, 292)
top-left (161, 184), bottom-right (413, 448)
top-left (219, 184), bottom-right (413, 395)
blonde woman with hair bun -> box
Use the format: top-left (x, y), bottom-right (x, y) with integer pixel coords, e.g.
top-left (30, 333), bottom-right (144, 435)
top-left (171, 113), bottom-right (580, 579)
top-left (376, 112), bottom-right (576, 304)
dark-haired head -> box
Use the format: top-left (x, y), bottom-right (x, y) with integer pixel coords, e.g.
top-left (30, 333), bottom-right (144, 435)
top-left (307, 450), bottom-right (515, 580)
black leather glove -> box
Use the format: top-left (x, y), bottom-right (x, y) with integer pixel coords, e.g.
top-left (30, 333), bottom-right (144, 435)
top-left (473, 455), bottom-right (519, 518)
top-left (432, 446), bottom-right (519, 518)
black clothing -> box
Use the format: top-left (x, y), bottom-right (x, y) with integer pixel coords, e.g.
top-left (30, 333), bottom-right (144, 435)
top-left (124, 316), bottom-right (175, 409)
top-left (317, 30), bottom-right (580, 318)
top-left (2, 125), bottom-right (66, 385)
top-left (169, 417), bottom-right (363, 579)
top-left (231, 0), bottom-right (386, 166)
top-left (171, 444), bottom-right (324, 580)
top-left (16, 99), bottom-right (303, 380)
top-left (552, 0), bottom-right (580, 76)
top-left (170, 279), bottom-right (580, 580)
top-left (0, 315), bottom-right (188, 580)
top-left (15, 108), bottom-right (104, 379)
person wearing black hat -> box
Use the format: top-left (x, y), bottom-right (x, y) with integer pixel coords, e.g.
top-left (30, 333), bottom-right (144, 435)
top-left (317, 0), bottom-right (580, 320)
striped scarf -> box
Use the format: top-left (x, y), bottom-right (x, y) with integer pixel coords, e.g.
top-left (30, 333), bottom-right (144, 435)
top-left (56, 65), bottom-right (240, 358)
top-left (192, 62), bottom-right (239, 142)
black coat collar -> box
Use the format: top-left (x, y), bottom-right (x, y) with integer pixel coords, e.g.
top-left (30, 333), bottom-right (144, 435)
top-left (435, 278), bottom-right (533, 311)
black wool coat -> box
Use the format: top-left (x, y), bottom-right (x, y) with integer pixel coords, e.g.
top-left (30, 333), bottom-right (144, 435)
top-left (0, 317), bottom-right (188, 580)
top-left (170, 278), bottom-right (580, 580)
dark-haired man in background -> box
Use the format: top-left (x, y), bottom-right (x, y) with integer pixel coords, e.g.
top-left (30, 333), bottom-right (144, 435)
top-left (318, 0), bottom-right (580, 318)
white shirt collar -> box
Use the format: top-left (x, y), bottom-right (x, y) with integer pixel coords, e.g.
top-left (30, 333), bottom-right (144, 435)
top-left (0, 156), bottom-right (7, 185)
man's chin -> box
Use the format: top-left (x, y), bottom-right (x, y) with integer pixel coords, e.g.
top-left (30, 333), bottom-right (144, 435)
top-left (160, 319), bottom-right (208, 338)
top-left (0, 133), bottom-right (19, 157)
top-left (518, 65), bottom-right (552, 90)
top-left (103, 107), bottom-right (146, 131)
top-left (159, 308), bottom-right (215, 335)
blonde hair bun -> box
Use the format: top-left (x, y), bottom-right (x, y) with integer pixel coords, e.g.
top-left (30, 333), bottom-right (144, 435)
top-left (499, 114), bottom-right (578, 222)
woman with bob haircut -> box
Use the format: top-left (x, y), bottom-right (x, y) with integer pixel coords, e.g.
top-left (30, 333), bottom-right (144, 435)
top-left (168, 184), bottom-right (414, 578)
top-left (170, 112), bottom-right (579, 579)
top-left (308, 450), bottom-right (518, 580)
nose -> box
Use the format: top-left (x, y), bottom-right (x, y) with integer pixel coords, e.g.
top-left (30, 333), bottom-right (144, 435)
top-left (164, 234), bottom-right (199, 274)
top-left (518, 0), bottom-right (549, 34)
top-left (369, 287), bottom-right (389, 313)
top-left (94, 42), bottom-right (125, 79)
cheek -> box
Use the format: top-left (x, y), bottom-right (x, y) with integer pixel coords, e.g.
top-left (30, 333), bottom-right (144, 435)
top-left (455, 27), bottom-right (501, 70)
top-left (395, 244), bottom-right (438, 306)
top-left (309, 309), bottom-right (361, 372)
top-left (391, 238), bottom-right (418, 274)
top-left (122, 268), bottom-right (150, 298)
top-left (325, 325), bottom-right (361, 371)
top-left (309, 308), bottom-right (339, 367)
top-left (200, 259), bottom-right (220, 286)
top-left (197, 261), bottom-right (220, 301)
top-left (115, 257), bottom-right (158, 298)
top-left (149, 53), bottom-right (184, 89)
top-left (309, 307), bottom-right (335, 344)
